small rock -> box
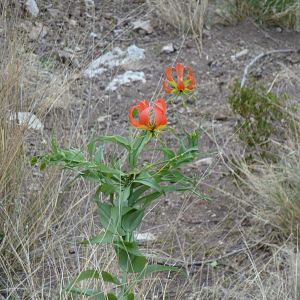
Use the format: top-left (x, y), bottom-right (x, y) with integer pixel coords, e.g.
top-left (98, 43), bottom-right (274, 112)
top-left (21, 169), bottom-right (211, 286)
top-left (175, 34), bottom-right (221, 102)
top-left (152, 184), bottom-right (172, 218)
top-left (68, 247), bottom-right (76, 254)
top-left (90, 32), bottom-right (98, 38)
top-left (106, 71), bottom-right (146, 92)
top-left (135, 232), bottom-right (156, 242)
top-left (214, 112), bottom-right (228, 121)
top-left (231, 49), bottom-right (248, 61)
top-left (25, 0), bottom-right (39, 17)
top-left (132, 20), bottom-right (153, 34)
top-left (29, 23), bottom-right (48, 40)
top-left (9, 112), bottom-right (44, 131)
top-left (97, 115), bottom-right (111, 122)
top-left (69, 19), bottom-right (77, 27)
top-left (161, 43), bottom-right (176, 54)
top-left (276, 27), bottom-right (282, 33)
top-left (193, 157), bottom-right (213, 167)
top-left (252, 67), bottom-right (263, 78)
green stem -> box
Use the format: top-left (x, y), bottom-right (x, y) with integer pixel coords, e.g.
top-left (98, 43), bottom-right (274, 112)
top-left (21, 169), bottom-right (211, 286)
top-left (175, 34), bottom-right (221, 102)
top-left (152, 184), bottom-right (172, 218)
top-left (120, 233), bottom-right (131, 297)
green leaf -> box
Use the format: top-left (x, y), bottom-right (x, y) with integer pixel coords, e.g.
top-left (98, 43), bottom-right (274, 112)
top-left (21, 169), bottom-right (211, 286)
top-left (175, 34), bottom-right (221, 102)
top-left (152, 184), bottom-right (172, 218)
top-left (133, 172), bottom-right (161, 193)
top-left (88, 136), bottom-right (131, 152)
top-left (122, 208), bottom-right (144, 232)
top-left (40, 161), bottom-right (46, 171)
top-left (124, 293), bottom-right (134, 300)
top-left (114, 241), bottom-right (142, 256)
top-left (107, 294), bottom-right (118, 300)
top-left (65, 287), bottom-right (105, 298)
top-left (134, 191), bottom-right (161, 208)
top-left (65, 270), bottom-right (120, 286)
top-left (129, 133), bottom-right (150, 168)
top-left (128, 185), bottom-right (149, 206)
top-left (31, 156), bottom-right (38, 166)
top-left (116, 249), bottom-right (147, 273)
top-left (99, 181), bottom-right (119, 195)
top-left (97, 202), bottom-right (115, 232)
top-left (64, 270), bottom-right (121, 297)
top-left (80, 231), bottom-right (115, 245)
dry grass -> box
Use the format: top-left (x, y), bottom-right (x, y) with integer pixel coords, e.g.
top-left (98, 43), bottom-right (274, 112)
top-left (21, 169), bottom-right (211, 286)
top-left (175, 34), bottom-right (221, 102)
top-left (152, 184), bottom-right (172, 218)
top-left (146, 0), bottom-right (208, 53)
top-left (227, 0), bottom-right (300, 30)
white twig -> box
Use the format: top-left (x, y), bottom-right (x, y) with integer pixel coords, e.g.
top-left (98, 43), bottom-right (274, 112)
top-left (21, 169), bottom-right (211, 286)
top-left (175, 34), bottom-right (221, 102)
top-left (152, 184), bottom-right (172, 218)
top-left (240, 49), bottom-right (297, 88)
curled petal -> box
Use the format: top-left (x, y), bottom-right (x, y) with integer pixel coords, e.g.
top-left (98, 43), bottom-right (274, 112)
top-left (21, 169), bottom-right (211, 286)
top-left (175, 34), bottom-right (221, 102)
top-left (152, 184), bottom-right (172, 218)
top-left (128, 100), bottom-right (150, 129)
top-left (154, 98), bottom-right (167, 113)
top-left (162, 80), bottom-right (174, 94)
top-left (138, 106), bottom-right (151, 130)
top-left (186, 66), bottom-right (196, 90)
top-left (187, 77), bottom-right (196, 90)
top-left (154, 106), bottom-right (167, 130)
top-left (175, 63), bottom-right (184, 80)
top-left (165, 66), bottom-right (174, 82)
top-left (136, 100), bottom-right (149, 112)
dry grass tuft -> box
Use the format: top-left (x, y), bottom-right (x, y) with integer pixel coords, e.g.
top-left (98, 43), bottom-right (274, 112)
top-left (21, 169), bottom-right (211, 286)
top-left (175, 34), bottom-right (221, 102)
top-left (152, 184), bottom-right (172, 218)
top-left (147, 0), bottom-right (208, 52)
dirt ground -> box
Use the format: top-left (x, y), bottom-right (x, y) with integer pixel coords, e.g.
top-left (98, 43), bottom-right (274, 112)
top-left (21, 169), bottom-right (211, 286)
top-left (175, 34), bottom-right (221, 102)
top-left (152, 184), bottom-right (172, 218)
top-left (9, 0), bottom-right (300, 298)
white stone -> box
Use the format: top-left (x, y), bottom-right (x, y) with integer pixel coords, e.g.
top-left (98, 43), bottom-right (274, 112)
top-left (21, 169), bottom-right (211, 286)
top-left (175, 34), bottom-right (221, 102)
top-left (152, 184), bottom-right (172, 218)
top-left (135, 232), bottom-right (156, 242)
top-left (231, 49), bottom-right (248, 61)
top-left (26, 0), bottom-right (39, 17)
top-left (194, 157), bottom-right (213, 166)
top-left (9, 112), bottom-right (44, 131)
top-left (106, 71), bottom-right (146, 92)
top-left (84, 45), bottom-right (145, 79)
top-left (132, 20), bottom-right (153, 34)
top-left (161, 43), bottom-right (176, 54)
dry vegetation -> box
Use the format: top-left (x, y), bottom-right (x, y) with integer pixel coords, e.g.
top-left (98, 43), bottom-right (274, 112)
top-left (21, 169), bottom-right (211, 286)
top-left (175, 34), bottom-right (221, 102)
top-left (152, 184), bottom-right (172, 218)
top-left (1, 0), bottom-right (300, 299)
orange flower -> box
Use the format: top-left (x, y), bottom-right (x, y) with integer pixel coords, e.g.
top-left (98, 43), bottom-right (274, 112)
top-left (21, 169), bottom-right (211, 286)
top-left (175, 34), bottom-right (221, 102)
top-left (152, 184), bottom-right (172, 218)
top-left (162, 63), bottom-right (196, 95)
top-left (128, 99), bottom-right (167, 132)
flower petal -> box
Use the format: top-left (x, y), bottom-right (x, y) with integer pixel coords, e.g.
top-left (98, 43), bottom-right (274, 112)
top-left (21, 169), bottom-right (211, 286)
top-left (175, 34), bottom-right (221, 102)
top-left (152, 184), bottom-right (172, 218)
top-left (162, 80), bottom-right (174, 94)
top-left (175, 63), bottom-right (184, 80)
top-left (128, 100), bottom-right (150, 129)
top-left (165, 66), bottom-right (174, 82)
top-left (154, 98), bottom-right (167, 129)
top-left (138, 106), bottom-right (151, 130)
top-left (186, 66), bottom-right (196, 90)
top-left (154, 104), bottom-right (167, 130)
top-left (136, 100), bottom-right (149, 112)
top-left (128, 106), bottom-right (140, 128)
top-left (154, 98), bottom-right (167, 113)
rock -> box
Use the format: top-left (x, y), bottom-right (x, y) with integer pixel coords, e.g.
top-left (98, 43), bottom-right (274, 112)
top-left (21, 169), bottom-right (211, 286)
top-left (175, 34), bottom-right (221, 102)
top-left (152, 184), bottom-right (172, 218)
top-left (106, 71), bottom-right (146, 92)
top-left (193, 157), bottom-right (213, 167)
top-left (132, 20), bottom-right (153, 34)
top-left (90, 32), bottom-right (98, 38)
top-left (25, 0), bottom-right (39, 17)
top-left (161, 43), bottom-right (176, 54)
top-left (214, 112), bottom-right (229, 121)
top-left (29, 23), bottom-right (48, 40)
top-left (9, 112), bottom-right (44, 131)
top-left (135, 232), bottom-right (156, 242)
top-left (231, 49), bottom-right (248, 61)
top-left (276, 27), bottom-right (282, 33)
top-left (69, 19), bottom-right (77, 27)
top-left (84, 45), bottom-right (145, 79)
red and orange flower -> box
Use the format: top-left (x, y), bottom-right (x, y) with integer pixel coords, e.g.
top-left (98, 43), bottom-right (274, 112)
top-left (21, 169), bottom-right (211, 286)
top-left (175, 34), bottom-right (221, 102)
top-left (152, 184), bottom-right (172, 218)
top-left (128, 99), bottom-right (167, 132)
top-left (162, 63), bottom-right (196, 95)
